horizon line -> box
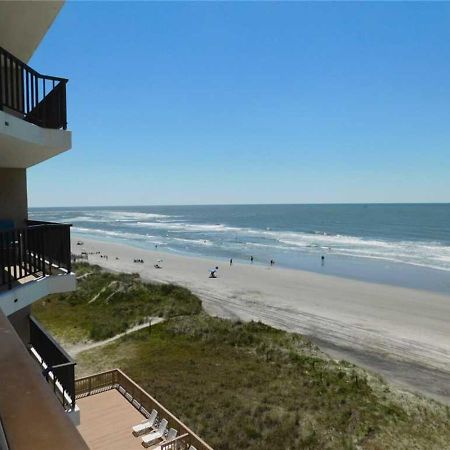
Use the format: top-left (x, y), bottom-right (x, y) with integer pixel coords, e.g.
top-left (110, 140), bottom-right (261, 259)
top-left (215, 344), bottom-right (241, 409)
top-left (29, 201), bottom-right (450, 209)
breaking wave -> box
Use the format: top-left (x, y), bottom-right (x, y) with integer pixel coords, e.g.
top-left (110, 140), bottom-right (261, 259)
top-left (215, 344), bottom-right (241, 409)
top-left (33, 206), bottom-right (450, 273)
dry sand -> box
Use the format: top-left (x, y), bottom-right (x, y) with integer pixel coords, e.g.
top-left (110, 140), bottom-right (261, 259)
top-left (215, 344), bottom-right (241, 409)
top-left (72, 237), bottom-right (450, 405)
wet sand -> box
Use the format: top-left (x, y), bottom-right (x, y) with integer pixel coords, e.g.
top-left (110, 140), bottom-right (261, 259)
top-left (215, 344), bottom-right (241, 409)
top-left (72, 237), bottom-right (450, 405)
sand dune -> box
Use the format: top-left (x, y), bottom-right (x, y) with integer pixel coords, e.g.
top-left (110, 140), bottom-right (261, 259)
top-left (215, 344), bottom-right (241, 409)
top-left (72, 237), bottom-right (450, 404)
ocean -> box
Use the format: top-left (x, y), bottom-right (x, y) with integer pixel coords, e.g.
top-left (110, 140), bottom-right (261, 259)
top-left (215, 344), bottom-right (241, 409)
top-left (30, 204), bottom-right (450, 294)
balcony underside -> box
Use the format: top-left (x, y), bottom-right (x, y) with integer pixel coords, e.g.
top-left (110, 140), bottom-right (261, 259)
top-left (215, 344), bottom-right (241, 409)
top-left (0, 109), bottom-right (71, 168)
top-left (0, 270), bottom-right (76, 316)
top-left (0, 1), bottom-right (64, 62)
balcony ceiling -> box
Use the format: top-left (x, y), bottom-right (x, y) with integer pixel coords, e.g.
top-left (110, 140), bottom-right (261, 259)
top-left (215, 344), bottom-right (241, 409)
top-left (0, 1), bottom-right (64, 62)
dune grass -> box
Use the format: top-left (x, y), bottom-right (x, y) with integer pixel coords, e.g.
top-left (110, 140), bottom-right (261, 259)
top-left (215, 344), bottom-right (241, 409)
top-left (32, 262), bottom-right (201, 342)
top-left (76, 315), bottom-right (450, 450)
top-left (35, 263), bottom-right (450, 449)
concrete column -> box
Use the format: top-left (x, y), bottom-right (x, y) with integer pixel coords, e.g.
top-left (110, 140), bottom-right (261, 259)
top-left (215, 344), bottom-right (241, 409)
top-left (0, 168), bottom-right (28, 227)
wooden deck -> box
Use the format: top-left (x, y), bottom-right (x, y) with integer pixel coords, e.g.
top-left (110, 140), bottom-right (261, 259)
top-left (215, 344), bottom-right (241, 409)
top-left (76, 389), bottom-right (147, 450)
top-left (75, 370), bottom-right (213, 450)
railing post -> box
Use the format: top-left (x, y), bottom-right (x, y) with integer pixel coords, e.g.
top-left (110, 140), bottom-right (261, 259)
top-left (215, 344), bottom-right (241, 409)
top-left (24, 230), bottom-right (29, 278)
top-left (62, 81), bottom-right (67, 130)
top-left (6, 230), bottom-right (12, 289)
top-left (41, 227), bottom-right (46, 276)
top-left (17, 230), bottom-right (22, 279)
top-left (42, 77), bottom-right (46, 128)
top-left (0, 232), bottom-right (5, 287)
top-left (67, 225), bottom-right (72, 272)
top-left (0, 50), bottom-right (3, 107)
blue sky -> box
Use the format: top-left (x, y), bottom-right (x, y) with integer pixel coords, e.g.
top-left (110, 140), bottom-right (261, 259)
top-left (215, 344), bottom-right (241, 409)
top-left (29, 2), bottom-right (450, 206)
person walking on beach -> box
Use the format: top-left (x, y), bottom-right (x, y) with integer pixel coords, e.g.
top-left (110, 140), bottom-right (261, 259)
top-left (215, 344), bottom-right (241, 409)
top-left (321, 255), bottom-right (325, 266)
top-left (270, 259), bottom-right (275, 267)
top-left (250, 256), bottom-right (254, 263)
top-left (230, 258), bottom-right (233, 266)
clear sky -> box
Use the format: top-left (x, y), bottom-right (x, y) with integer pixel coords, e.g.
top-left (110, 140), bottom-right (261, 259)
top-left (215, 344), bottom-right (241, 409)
top-left (28, 1), bottom-right (450, 206)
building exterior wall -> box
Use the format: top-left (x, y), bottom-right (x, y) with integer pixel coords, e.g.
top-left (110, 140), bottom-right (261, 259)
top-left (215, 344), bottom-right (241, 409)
top-left (0, 167), bottom-right (27, 226)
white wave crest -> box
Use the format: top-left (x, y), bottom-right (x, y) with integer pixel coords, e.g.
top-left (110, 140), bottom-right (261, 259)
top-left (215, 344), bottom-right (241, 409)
top-left (102, 211), bottom-right (172, 221)
top-left (71, 218), bottom-right (450, 272)
top-left (131, 221), bottom-right (244, 233)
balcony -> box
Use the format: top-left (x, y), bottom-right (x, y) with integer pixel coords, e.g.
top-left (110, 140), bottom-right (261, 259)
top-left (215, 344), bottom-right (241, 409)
top-left (29, 315), bottom-right (77, 414)
top-left (0, 309), bottom-right (88, 449)
top-left (0, 46), bottom-right (67, 129)
top-left (75, 369), bottom-right (213, 450)
top-left (0, 46), bottom-right (71, 168)
top-left (0, 220), bottom-right (75, 315)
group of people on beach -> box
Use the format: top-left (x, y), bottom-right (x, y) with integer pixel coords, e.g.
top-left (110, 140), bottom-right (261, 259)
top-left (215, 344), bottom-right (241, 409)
top-left (76, 244), bottom-right (327, 282)
top-left (235, 255), bottom-right (274, 266)
top-left (210, 254), bottom-right (325, 280)
top-left (228, 256), bottom-right (275, 267)
top-left (211, 256), bottom-right (277, 279)
top-left (72, 250), bottom-right (116, 263)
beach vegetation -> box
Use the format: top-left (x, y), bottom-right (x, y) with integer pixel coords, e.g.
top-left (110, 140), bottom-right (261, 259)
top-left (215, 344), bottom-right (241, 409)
top-left (34, 263), bottom-right (450, 450)
top-left (33, 262), bottom-right (202, 342)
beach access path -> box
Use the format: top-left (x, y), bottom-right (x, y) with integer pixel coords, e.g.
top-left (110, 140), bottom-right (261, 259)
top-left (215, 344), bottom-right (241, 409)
top-left (65, 318), bottom-right (165, 357)
top-left (72, 238), bottom-right (450, 405)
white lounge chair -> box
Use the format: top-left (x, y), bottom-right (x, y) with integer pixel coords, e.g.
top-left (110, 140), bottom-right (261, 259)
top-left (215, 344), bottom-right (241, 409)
top-left (132, 409), bottom-right (158, 436)
top-left (142, 418), bottom-right (168, 447)
top-left (151, 428), bottom-right (178, 450)
top-left (166, 428), bottom-right (178, 441)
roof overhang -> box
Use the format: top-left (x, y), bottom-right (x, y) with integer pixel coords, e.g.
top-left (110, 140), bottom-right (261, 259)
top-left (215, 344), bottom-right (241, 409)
top-left (0, 1), bottom-right (64, 62)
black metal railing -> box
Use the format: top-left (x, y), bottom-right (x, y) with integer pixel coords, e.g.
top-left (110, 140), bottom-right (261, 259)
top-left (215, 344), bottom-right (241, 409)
top-left (0, 221), bottom-right (72, 289)
top-left (0, 46), bottom-right (68, 129)
top-left (29, 316), bottom-right (76, 410)
top-left (0, 310), bottom-right (88, 449)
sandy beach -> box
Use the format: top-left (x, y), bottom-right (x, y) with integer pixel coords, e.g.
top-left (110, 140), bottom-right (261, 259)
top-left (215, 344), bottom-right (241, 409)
top-left (72, 237), bottom-right (450, 405)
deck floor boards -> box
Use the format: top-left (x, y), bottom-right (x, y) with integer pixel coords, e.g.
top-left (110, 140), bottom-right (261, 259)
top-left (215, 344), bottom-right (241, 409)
top-left (77, 389), bottom-right (149, 450)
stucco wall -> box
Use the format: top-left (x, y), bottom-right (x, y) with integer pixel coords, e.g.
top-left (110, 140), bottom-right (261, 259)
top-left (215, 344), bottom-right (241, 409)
top-left (0, 168), bottom-right (28, 227)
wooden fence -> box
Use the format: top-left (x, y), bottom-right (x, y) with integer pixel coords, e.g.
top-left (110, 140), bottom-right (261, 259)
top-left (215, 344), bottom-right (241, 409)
top-left (75, 369), bottom-right (213, 450)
